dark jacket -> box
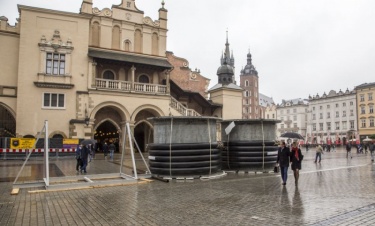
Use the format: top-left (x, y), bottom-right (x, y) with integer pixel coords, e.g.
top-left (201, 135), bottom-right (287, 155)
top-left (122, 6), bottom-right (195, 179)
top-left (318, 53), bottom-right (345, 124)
top-left (81, 145), bottom-right (90, 159)
top-left (346, 143), bottom-right (352, 151)
top-left (76, 145), bottom-right (82, 159)
top-left (277, 146), bottom-right (291, 167)
top-left (370, 143), bottom-right (375, 152)
top-left (109, 143), bottom-right (116, 151)
top-left (290, 148), bottom-right (303, 162)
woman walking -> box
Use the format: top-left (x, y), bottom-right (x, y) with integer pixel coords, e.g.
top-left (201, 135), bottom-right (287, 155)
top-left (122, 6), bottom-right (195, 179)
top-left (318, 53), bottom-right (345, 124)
top-left (291, 142), bottom-right (303, 186)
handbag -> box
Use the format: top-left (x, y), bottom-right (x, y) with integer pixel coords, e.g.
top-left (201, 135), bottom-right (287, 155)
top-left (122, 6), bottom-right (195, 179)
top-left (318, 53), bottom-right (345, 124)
top-left (273, 165), bottom-right (279, 173)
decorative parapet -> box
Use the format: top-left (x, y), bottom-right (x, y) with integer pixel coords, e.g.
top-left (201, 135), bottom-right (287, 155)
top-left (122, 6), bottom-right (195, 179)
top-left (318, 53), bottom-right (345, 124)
top-left (143, 17), bottom-right (160, 27)
top-left (92, 7), bottom-right (113, 17)
top-left (0, 16), bottom-right (19, 34)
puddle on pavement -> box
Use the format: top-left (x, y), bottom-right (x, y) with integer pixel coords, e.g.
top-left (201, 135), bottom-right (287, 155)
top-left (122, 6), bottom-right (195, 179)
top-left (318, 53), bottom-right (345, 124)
top-left (0, 163), bottom-right (64, 182)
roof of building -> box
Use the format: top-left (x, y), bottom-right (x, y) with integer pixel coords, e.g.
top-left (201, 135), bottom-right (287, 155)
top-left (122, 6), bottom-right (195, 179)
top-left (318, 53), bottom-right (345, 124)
top-left (88, 47), bottom-right (172, 69)
top-left (278, 98), bottom-right (308, 107)
top-left (355, 82), bottom-right (375, 90)
top-left (208, 83), bottom-right (243, 92)
top-left (259, 93), bottom-right (275, 107)
top-left (309, 88), bottom-right (355, 100)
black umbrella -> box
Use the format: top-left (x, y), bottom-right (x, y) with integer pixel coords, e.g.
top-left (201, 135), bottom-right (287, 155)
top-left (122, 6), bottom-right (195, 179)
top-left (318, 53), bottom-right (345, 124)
top-left (280, 132), bottom-right (304, 140)
top-left (80, 139), bottom-right (96, 146)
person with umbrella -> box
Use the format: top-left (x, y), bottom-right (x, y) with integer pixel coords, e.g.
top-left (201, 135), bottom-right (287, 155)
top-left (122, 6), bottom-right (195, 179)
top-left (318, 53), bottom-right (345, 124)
top-left (277, 141), bottom-right (291, 185)
top-left (80, 144), bottom-right (90, 173)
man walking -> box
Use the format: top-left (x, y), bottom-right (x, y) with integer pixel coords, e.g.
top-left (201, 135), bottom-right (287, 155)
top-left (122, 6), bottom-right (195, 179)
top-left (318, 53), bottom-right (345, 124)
top-left (81, 144), bottom-right (90, 173)
top-left (346, 142), bottom-right (352, 159)
top-left (277, 141), bottom-right (291, 185)
top-left (314, 145), bottom-right (323, 163)
top-left (109, 142), bottom-right (116, 160)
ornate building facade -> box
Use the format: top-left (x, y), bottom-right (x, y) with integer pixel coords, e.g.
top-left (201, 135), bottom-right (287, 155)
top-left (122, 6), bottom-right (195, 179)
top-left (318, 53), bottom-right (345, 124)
top-left (355, 83), bottom-right (375, 140)
top-left (307, 89), bottom-right (357, 144)
top-left (0, 0), bottom-right (221, 151)
top-left (276, 99), bottom-right (309, 139)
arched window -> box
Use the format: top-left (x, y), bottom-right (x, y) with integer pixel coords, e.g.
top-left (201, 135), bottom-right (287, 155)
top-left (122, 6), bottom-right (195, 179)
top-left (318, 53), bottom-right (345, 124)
top-left (112, 26), bottom-right (120, 49)
top-left (103, 70), bottom-right (115, 80)
top-left (138, 75), bottom-right (149, 83)
top-left (152, 32), bottom-right (159, 55)
top-left (52, 134), bottom-right (64, 139)
top-left (245, 80), bottom-right (249, 87)
top-left (134, 29), bottom-right (142, 53)
top-left (124, 40), bottom-right (131, 51)
top-left (91, 22), bottom-right (100, 46)
top-left (245, 91), bottom-right (249, 97)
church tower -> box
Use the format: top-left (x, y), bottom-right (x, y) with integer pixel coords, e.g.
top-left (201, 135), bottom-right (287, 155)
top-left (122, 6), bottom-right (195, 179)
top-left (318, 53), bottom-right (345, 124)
top-left (240, 50), bottom-right (259, 119)
top-left (220, 31), bottom-right (236, 84)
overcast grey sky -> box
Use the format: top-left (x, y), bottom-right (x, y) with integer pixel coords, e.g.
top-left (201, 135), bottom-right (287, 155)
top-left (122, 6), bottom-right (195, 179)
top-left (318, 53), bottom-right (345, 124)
top-left (1, 0), bottom-right (375, 104)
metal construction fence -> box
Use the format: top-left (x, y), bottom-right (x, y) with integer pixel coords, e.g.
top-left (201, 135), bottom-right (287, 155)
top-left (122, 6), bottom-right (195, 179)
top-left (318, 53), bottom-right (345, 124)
top-left (0, 137), bottom-right (78, 160)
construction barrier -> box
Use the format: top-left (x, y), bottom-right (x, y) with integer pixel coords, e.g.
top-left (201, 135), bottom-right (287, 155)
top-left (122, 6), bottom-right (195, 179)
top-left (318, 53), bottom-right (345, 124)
top-left (0, 148), bottom-right (76, 153)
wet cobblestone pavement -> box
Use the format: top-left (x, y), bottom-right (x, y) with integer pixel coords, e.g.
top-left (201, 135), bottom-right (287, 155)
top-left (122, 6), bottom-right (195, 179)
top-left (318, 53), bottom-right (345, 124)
top-left (0, 148), bottom-right (375, 225)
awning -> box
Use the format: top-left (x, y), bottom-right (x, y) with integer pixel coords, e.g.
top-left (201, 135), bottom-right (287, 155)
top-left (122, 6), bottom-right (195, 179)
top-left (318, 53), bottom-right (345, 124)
top-left (88, 48), bottom-right (172, 69)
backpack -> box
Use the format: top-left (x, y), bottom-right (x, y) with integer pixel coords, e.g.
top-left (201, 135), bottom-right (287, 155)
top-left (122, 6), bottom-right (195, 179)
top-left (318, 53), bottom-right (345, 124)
top-left (76, 147), bottom-right (82, 159)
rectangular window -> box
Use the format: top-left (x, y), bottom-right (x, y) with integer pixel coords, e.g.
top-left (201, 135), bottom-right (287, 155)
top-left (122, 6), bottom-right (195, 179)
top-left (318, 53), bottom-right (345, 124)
top-left (361, 119), bottom-right (366, 128)
top-left (327, 112), bottom-right (330, 119)
top-left (370, 105), bottom-right (374, 114)
top-left (293, 123), bottom-right (297, 128)
top-left (343, 102), bottom-right (346, 107)
top-left (272, 114), bottom-right (275, 119)
top-left (350, 101), bottom-right (353, 106)
top-left (350, 109), bottom-right (354, 116)
top-left (280, 110), bottom-right (284, 114)
top-left (46, 53), bottom-right (65, 75)
top-left (319, 113), bottom-right (323, 119)
top-left (281, 124), bottom-right (284, 129)
top-left (369, 93), bottom-right (373, 101)
top-left (312, 107), bottom-right (315, 111)
top-left (281, 117), bottom-right (284, 121)
top-left (327, 105), bottom-right (330, 109)
top-left (327, 122), bottom-right (331, 130)
top-left (312, 114), bottom-right (316, 120)
top-left (336, 111), bottom-right (339, 118)
top-left (287, 109), bottom-right (290, 114)
top-left (293, 108), bottom-right (297, 113)
top-left (335, 122), bottom-right (340, 130)
top-left (369, 118), bottom-right (374, 127)
top-left (293, 115), bottom-right (297, 121)
top-left (360, 95), bottom-right (365, 102)
top-left (350, 121), bottom-right (354, 129)
top-left (319, 123), bottom-right (323, 131)
top-left (335, 103), bottom-right (339, 108)
top-left (361, 106), bottom-right (365, 114)
top-left (43, 93), bottom-right (65, 108)
top-left (342, 121), bottom-right (347, 130)
top-left (320, 106), bottom-right (323, 110)
top-left (313, 123), bottom-right (316, 131)
top-left (343, 111), bottom-right (346, 117)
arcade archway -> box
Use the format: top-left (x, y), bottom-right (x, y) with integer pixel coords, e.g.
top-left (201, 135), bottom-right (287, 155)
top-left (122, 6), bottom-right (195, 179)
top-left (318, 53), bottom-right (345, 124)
top-left (133, 108), bottom-right (162, 152)
top-left (0, 104), bottom-right (16, 137)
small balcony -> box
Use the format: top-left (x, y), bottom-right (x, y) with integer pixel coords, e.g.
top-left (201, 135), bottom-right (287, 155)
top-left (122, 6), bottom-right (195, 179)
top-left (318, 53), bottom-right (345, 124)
top-left (94, 79), bottom-right (168, 95)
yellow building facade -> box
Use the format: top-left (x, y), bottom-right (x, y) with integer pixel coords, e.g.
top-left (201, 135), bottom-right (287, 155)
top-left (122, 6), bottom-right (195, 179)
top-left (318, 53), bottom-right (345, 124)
top-left (355, 82), bottom-right (375, 140)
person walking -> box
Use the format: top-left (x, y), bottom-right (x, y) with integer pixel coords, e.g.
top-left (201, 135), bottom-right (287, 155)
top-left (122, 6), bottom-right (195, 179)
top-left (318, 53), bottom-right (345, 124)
top-left (80, 144), bottom-right (90, 173)
top-left (75, 144), bottom-right (83, 172)
top-left (305, 142), bottom-right (309, 152)
top-left (346, 142), bottom-right (352, 159)
top-left (291, 142), bottom-right (303, 186)
top-left (109, 142), bottom-right (116, 160)
top-left (102, 142), bottom-right (108, 159)
top-left (369, 141), bottom-right (375, 162)
top-left (314, 145), bottom-right (323, 163)
top-left (277, 141), bottom-right (291, 185)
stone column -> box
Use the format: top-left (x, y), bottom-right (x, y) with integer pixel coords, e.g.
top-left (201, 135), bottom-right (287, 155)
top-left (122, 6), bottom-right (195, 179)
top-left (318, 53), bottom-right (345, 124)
top-left (165, 70), bottom-right (170, 93)
top-left (91, 61), bottom-right (97, 87)
top-left (131, 65), bottom-right (136, 90)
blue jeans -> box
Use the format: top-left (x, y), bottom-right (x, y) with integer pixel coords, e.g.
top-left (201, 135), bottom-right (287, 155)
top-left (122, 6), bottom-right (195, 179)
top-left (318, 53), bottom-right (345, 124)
top-left (315, 153), bottom-right (321, 162)
top-left (81, 158), bottom-right (87, 173)
top-left (280, 166), bottom-right (288, 183)
top-left (110, 150), bottom-right (114, 159)
top-left (371, 151), bottom-right (374, 161)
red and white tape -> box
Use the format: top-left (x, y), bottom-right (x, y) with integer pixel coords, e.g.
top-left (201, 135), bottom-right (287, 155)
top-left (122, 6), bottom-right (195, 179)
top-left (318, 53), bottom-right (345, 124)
top-left (0, 149), bottom-right (76, 153)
